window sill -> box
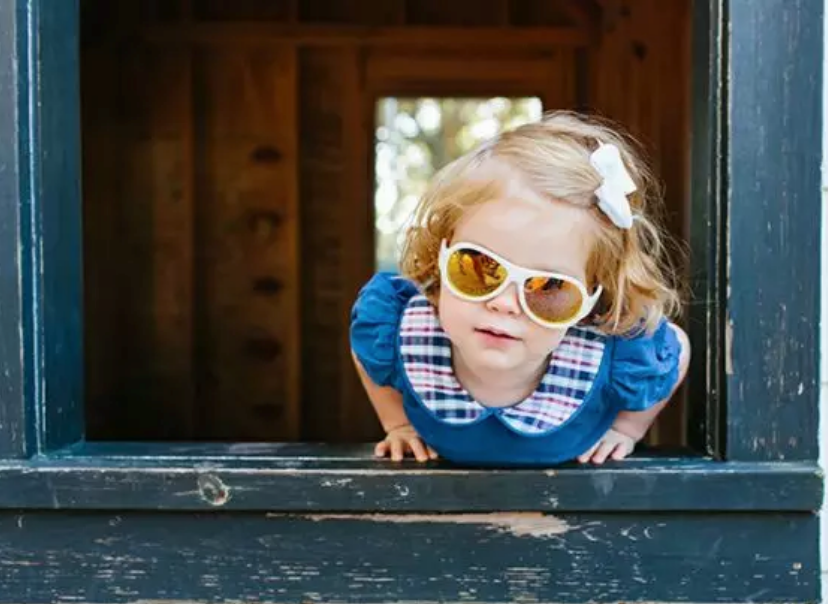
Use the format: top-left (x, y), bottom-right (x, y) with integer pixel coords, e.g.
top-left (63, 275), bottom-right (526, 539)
top-left (0, 442), bottom-right (820, 511)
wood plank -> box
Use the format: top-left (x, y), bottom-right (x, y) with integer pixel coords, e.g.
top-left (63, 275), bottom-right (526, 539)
top-left (0, 511), bottom-right (818, 602)
top-left (297, 0), bottom-right (406, 26)
top-left (101, 46), bottom-right (196, 440)
top-left (510, 0), bottom-right (601, 29)
top-left (35, 0), bottom-right (85, 451)
top-left (339, 47), bottom-right (379, 442)
top-left (193, 46), bottom-right (300, 441)
top-left (405, 0), bottom-right (507, 26)
top-left (81, 46), bottom-right (125, 438)
top-left (726, 0), bottom-right (822, 461)
top-left (142, 23), bottom-right (592, 47)
top-left (193, 0), bottom-right (294, 22)
top-left (0, 0), bottom-right (32, 457)
top-left (298, 48), bottom-right (353, 442)
top-left (540, 47), bottom-right (578, 109)
top-left (366, 54), bottom-right (573, 93)
top-left (686, 0), bottom-right (726, 456)
top-left (0, 446), bottom-right (821, 512)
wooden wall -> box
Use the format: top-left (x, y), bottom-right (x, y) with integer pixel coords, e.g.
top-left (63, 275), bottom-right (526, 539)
top-left (81, 0), bottom-right (692, 444)
top-left (589, 0), bottom-right (693, 444)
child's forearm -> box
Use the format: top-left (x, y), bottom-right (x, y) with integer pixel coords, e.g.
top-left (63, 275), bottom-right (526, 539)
top-left (612, 401), bottom-right (668, 441)
top-left (352, 352), bottom-right (410, 432)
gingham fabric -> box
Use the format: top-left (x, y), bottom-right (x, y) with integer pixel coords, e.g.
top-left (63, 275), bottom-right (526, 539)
top-left (399, 295), bottom-right (606, 434)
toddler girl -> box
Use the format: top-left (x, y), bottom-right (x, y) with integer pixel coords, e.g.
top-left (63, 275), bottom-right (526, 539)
top-left (350, 111), bottom-right (690, 466)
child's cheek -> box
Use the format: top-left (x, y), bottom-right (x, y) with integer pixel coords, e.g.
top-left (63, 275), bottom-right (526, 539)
top-left (524, 324), bottom-right (569, 357)
top-left (437, 288), bottom-right (476, 343)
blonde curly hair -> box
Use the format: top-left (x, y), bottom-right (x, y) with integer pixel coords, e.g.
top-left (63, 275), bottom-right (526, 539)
top-left (399, 111), bottom-right (683, 335)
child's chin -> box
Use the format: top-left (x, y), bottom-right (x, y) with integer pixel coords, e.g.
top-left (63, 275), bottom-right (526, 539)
top-left (473, 349), bottom-right (524, 372)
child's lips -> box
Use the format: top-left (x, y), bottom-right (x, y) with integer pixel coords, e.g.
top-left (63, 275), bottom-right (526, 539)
top-left (475, 326), bottom-right (520, 341)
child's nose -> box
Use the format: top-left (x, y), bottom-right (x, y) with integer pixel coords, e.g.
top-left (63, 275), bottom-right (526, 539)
top-left (485, 283), bottom-right (522, 316)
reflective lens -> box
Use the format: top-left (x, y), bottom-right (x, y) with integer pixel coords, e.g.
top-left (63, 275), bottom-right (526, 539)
top-left (446, 248), bottom-right (508, 297)
top-left (523, 276), bottom-right (585, 324)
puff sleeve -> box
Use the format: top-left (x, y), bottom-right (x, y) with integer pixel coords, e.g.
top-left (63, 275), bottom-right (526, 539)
top-left (608, 318), bottom-right (683, 411)
top-left (349, 272), bottom-right (420, 388)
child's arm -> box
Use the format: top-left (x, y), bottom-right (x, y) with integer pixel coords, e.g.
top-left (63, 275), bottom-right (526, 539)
top-left (352, 352), bottom-right (438, 463)
top-left (578, 322), bottom-right (691, 464)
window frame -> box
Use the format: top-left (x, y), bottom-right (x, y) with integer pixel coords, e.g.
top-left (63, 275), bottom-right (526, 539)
top-left (0, 0), bottom-right (821, 512)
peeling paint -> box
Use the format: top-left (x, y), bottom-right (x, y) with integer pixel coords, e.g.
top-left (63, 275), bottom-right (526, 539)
top-left (319, 478), bottom-right (353, 488)
top-left (197, 474), bottom-right (230, 506)
top-left (725, 315), bottom-right (734, 375)
top-left (266, 512), bottom-right (571, 539)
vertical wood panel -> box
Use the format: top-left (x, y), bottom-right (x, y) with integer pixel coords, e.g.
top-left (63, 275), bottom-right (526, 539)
top-left (727, 0), bottom-right (822, 461)
top-left (0, 0), bottom-right (33, 457)
top-left (299, 48), bottom-right (375, 442)
top-left (82, 46), bottom-right (126, 438)
top-left (193, 46), bottom-right (300, 441)
top-left (105, 46), bottom-right (195, 439)
top-left (339, 48), bottom-right (379, 442)
top-left (37, 0), bottom-right (86, 450)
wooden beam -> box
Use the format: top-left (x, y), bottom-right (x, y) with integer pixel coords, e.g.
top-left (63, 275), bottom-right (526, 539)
top-left (0, 510), bottom-right (818, 602)
top-left (142, 23), bottom-right (592, 47)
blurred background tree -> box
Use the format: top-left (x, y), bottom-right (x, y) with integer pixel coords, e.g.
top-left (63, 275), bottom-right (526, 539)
top-left (374, 97), bottom-right (543, 271)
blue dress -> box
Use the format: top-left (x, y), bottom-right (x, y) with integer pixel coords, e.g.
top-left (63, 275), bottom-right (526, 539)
top-left (350, 273), bottom-right (682, 467)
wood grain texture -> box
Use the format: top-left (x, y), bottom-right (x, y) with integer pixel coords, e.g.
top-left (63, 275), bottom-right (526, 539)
top-left (0, 0), bottom-right (32, 458)
top-left (687, 0), bottom-right (726, 456)
top-left (0, 444), bottom-right (819, 512)
top-left (85, 45), bottom-right (197, 440)
top-left (726, 0), bottom-right (822, 461)
top-left (193, 46), bottom-right (300, 440)
top-left (31, 0), bottom-right (85, 451)
top-left (0, 511), bottom-right (818, 602)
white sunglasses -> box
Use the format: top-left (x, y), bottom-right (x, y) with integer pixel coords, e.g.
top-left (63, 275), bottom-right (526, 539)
top-left (438, 240), bottom-right (602, 329)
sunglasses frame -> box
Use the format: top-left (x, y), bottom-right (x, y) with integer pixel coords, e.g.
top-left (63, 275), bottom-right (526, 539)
top-left (438, 240), bottom-right (603, 329)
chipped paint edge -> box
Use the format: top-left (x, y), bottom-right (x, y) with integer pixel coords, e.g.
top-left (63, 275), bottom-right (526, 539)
top-left (265, 512), bottom-right (571, 539)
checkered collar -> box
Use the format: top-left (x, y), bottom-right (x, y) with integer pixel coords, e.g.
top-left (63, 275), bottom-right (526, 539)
top-left (399, 295), bottom-right (606, 435)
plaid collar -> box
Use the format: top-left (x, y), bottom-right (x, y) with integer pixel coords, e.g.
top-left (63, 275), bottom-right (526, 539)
top-left (399, 295), bottom-right (606, 435)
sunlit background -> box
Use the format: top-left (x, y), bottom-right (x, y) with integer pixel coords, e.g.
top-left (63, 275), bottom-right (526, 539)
top-left (374, 97), bottom-right (543, 271)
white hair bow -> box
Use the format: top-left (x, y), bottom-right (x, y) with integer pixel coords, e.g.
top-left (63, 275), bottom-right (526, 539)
top-left (590, 143), bottom-right (637, 229)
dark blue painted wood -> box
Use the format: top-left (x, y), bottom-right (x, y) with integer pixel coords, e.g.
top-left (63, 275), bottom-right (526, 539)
top-left (0, 511), bottom-right (818, 603)
top-left (0, 0), bottom-right (84, 456)
top-left (0, 0), bottom-right (36, 458)
top-left (687, 0), bottom-right (726, 457)
top-left (0, 443), bottom-right (818, 511)
top-left (726, 0), bottom-right (823, 460)
top-left (30, 0), bottom-right (85, 452)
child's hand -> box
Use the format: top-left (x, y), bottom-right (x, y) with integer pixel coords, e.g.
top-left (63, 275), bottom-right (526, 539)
top-left (577, 428), bottom-right (637, 464)
top-left (375, 424), bottom-right (439, 463)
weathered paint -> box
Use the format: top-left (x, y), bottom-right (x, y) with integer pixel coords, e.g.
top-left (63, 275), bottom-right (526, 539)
top-left (727, 0), bottom-right (823, 461)
top-left (27, 0), bottom-right (85, 452)
top-left (687, 0), bottom-right (725, 457)
top-left (0, 512), bottom-right (818, 603)
top-left (270, 512), bottom-right (573, 538)
top-left (0, 445), bottom-right (819, 511)
top-left (0, 0), bottom-right (33, 459)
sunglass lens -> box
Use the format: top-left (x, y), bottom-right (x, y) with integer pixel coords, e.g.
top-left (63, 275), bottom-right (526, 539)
top-left (446, 248), bottom-right (507, 297)
top-left (523, 276), bottom-right (584, 324)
